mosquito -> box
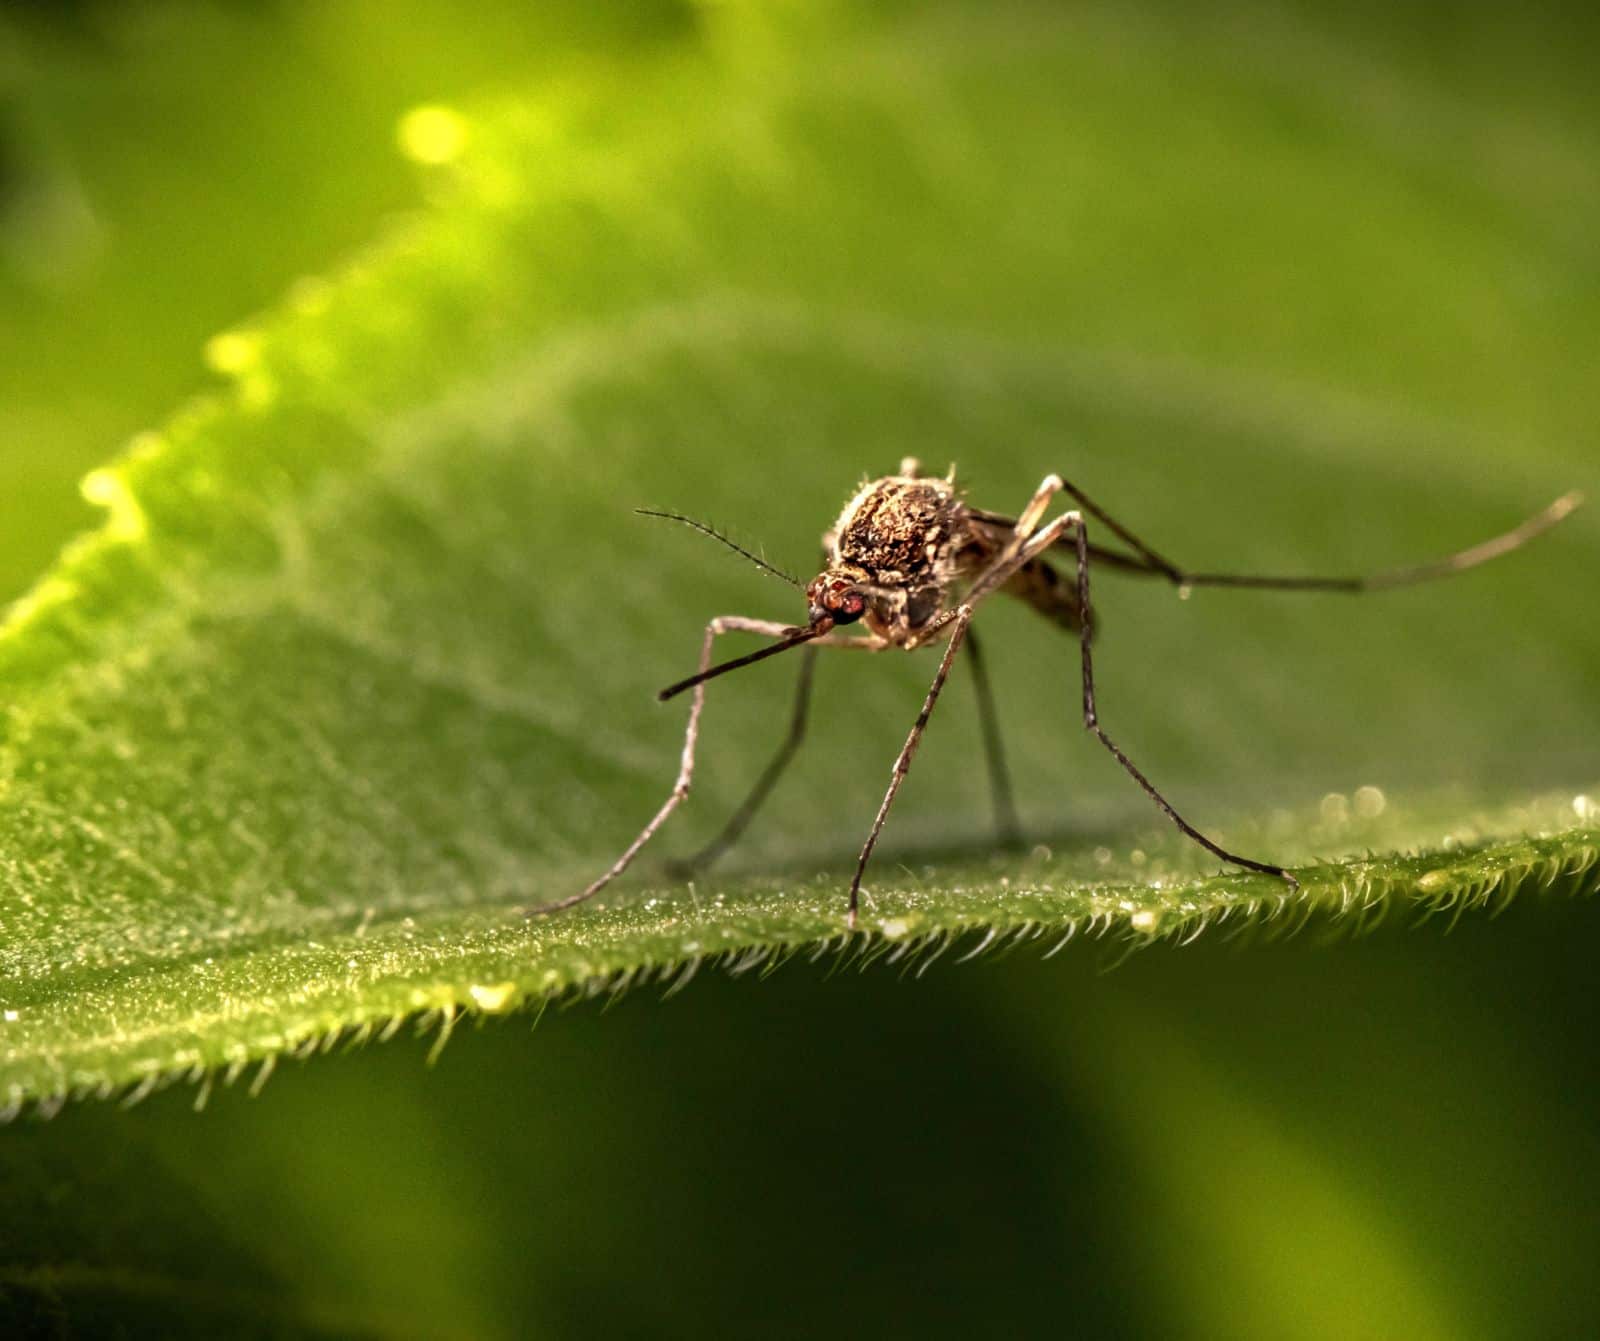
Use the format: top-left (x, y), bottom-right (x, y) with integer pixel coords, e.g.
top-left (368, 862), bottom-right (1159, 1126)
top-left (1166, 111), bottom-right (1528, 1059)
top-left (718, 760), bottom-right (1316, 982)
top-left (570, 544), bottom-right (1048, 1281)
top-left (530, 459), bottom-right (1581, 928)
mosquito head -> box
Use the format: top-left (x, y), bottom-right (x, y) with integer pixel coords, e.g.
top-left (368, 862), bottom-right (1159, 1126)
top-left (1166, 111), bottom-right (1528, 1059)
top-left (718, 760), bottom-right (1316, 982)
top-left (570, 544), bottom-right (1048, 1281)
top-left (806, 571), bottom-right (868, 628)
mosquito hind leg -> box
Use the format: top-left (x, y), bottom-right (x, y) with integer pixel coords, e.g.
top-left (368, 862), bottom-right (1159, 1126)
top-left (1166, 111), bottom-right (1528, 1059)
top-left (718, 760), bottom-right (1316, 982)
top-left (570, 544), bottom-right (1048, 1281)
top-left (987, 473), bottom-right (1066, 573)
top-left (1038, 475), bottom-right (1581, 593)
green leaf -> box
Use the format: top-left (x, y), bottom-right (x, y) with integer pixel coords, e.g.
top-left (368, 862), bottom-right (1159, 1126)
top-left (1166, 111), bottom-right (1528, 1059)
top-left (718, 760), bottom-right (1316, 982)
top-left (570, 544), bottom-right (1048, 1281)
top-left (3, 1), bottom-right (1597, 1114)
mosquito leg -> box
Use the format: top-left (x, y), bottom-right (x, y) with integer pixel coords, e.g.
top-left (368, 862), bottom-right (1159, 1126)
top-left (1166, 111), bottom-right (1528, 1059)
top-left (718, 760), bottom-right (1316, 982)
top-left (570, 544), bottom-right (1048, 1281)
top-left (990, 473), bottom-right (1066, 571)
top-left (966, 510), bottom-right (1075, 606)
top-left (1049, 476), bottom-right (1183, 579)
top-left (848, 607), bottom-right (974, 927)
top-left (670, 645), bottom-right (819, 876)
top-left (1033, 479), bottom-right (1581, 593)
top-left (964, 627), bottom-right (1021, 846)
top-left (1064, 517), bottom-right (1299, 889)
top-left (526, 615), bottom-right (799, 916)
top-left (839, 488), bottom-right (1095, 923)
top-left (966, 503), bottom-right (1297, 885)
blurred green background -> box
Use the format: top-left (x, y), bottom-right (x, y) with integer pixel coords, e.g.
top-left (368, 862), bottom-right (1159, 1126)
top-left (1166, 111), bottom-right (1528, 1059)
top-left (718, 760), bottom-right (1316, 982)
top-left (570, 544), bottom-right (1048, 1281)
top-left (1, 1), bottom-right (1597, 1337)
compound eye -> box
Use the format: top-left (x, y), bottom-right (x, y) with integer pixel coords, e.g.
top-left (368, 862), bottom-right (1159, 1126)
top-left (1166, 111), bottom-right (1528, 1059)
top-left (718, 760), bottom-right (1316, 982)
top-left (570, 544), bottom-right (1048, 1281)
top-left (832, 590), bottom-right (867, 625)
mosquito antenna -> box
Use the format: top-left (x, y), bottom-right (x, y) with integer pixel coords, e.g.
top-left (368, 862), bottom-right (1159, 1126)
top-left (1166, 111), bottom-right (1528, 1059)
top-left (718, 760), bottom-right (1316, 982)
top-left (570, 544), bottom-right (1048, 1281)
top-left (637, 509), bottom-right (803, 589)
top-left (658, 626), bottom-right (823, 702)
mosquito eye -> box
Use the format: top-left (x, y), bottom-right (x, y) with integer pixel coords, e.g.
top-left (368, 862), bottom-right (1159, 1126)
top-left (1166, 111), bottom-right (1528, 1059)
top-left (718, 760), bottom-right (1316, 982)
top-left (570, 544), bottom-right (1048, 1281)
top-left (832, 591), bottom-right (867, 624)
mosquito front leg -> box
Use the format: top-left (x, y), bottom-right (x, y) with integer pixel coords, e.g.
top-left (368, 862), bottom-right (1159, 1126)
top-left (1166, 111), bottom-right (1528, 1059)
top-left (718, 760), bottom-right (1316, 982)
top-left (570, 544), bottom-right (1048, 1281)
top-left (667, 628), bottom-right (893, 875)
top-left (669, 645), bottom-right (820, 877)
top-left (527, 615), bottom-right (799, 916)
top-left (848, 607), bottom-right (975, 927)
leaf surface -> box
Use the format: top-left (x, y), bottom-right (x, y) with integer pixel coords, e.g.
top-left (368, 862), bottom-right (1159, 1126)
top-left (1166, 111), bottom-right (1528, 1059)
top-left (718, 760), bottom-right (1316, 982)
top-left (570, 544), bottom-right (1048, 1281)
top-left (2, 2), bottom-right (1597, 1110)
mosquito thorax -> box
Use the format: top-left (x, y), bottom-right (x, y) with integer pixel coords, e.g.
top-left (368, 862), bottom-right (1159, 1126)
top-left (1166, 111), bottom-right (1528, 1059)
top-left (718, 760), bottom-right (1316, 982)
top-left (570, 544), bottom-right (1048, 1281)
top-left (817, 468), bottom-right (980, 638)
top-left (830, 473), bottom-right (962, 587)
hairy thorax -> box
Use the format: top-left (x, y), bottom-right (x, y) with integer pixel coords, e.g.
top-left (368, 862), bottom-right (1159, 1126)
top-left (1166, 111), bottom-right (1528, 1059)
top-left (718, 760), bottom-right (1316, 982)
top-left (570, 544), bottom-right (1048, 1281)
top-left (820, 468), bottom-right (990, 640)
top-left (833, 476), bottom-right (961, 581)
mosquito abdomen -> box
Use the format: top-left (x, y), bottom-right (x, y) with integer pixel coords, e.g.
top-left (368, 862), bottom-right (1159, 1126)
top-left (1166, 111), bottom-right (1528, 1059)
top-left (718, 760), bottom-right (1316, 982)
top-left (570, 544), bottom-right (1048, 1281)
top-left (1003, 556), bottom-right (1085, 634)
